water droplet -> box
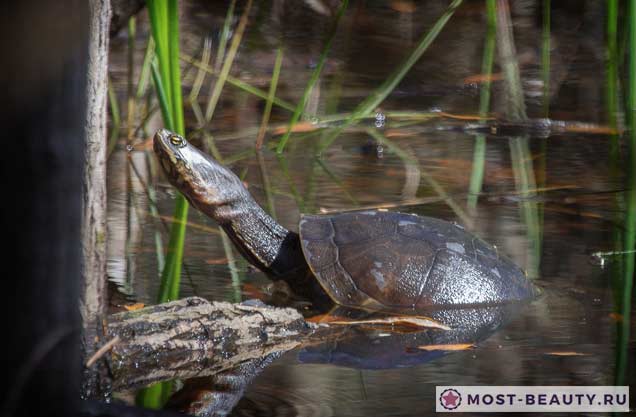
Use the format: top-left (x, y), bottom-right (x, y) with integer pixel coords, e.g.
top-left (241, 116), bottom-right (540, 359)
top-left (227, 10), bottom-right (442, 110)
top-left (374, 112), bottom-right (386, 128)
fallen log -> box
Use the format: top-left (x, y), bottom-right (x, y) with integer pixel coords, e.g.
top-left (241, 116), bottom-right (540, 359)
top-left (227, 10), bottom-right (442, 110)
top-left (105, 297), bottom-right (318, 392)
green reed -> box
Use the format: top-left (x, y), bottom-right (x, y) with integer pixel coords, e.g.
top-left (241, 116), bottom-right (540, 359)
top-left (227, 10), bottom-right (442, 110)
top-left (256, 47), bottom-right (284, 148)
top-left (107, 77), bottom-right (121, 157)
top-left (607, 0), bottom-right (624, 315)
top-left (537, 0), bottom-right (550, 249)
top-left (541, 0), bottom-right (551, 117)
top-left (215, 0), bottom-right (236, 74)
top-left (467, 0), bottom-right (496, 210)
top-left (366, 128), bottom-right (473, 229)
top-left (495, 0), bottom-right (541, 278)
top-left (615, 0), bottom-right (636, 386)
top-left (204, 0), bottom-right (253, 123)
top-left (136, 0), bottom-right (187, 409)
top-left (276, 0), bottom-right (349, 153)
top-left (317, 0), bottom-right (463, 154)
top-left (182, 53), bottom-right (296, 112)
top-left (608, 1), bottom-right (621, 164)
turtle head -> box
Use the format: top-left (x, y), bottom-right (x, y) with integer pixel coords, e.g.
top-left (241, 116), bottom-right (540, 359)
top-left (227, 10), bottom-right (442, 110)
top-left (153, 129), bottom-right (248, 220)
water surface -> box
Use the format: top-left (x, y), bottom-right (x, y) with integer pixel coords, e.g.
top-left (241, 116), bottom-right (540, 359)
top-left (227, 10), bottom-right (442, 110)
top-left (107, 1), bottom-right (635, 415)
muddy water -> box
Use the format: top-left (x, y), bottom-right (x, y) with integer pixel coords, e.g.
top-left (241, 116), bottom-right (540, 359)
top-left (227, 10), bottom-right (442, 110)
top-left (107, 1), bottom-right (634, 415)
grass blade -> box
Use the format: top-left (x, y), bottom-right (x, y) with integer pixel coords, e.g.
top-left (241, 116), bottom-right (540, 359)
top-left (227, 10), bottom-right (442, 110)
top-left (276, 0), bottom-right (349, 153)
top-left (107, 77), bottom-right (121, 158)
top-left (467, 0), bottom-right (496, 210)
top-left (317, 0), bottom-right (463, 154)
top-left (168, 0), bottom-right (184, 135)
top-left (215, 0), bottom-right (237, 73)
top-left (204, 0), bottom-right (253, 123)
top-left (366, 128), bottom-right (473, 228)
top-left (615, 0), bottom-right (636, 386)
top-left (138, 0), bottom-right (188, 408)
top-left (256, 47), bottom-right (284, 149)
top-left (150, 61), bottom-right (174, 130)
top-left (181, 53), bottom-right (296, 112)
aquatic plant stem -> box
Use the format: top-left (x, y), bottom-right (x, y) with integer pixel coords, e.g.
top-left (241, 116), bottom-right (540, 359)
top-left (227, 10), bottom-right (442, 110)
top-left (147, 2), bottom-right (172, 112)
top-left (151, 62), bottom-right (175, 134)
top-left (126, 17), bottom-right (136, 141)
top-left (220, 230), bottom-right (242, 303)
top-left (214, 0), bottom-right (236, 73)
top-left (495, 0), bottom-right (540, 278)
top-left (276, 0), bottom-right (349, 153)
top-left (136, 38), bottom-right (155, 100)
top-left (107, 77), bottom-right (121, 157)
top-left (615, 0), bottom-right (636, 386)
top-left (167, 0), bottom-right (184, 135)
top-left (366, 128), bottom-right (473, 229)
top-left (537, 0), bottom-right (551, 248)
top-left (256, 151), bottom-right (277, 218)
top-left (181, 53), bottom-right (296, 112)
top-left (189, 37), bottom-right (212, 104)
top-left (138, 0), bottom-right (188, 408)
top-left (468, 0), bottom-right (496, 210)
top-left (317, 0), bottom-right (463, 154)
top-left (257, 47), bottom-right (284, 148)
top-left (276, 154), bottom-right (306, 212)
top-left (315, 158), bottom-right (359, 205)
top-left (607, 0), bottom-right (621, 164)
top-left (204, 0), bottom-right (253, 123)
top-left (541, 0), bottom-right (550, 117)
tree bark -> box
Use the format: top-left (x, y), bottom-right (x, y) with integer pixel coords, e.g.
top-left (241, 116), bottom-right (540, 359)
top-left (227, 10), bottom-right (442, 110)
top-left (105, 297), bottom-right (317, 392)
top-left (82, 0), bottom-right (112, 399)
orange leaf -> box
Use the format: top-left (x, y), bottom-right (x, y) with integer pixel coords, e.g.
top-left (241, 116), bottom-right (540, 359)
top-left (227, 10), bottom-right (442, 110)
top-left (418, 343), bottom-right (474, 351)
top-left (325, 315), bottom-right (450, 331)
top-left (544, 351), bottom-right (587, 357)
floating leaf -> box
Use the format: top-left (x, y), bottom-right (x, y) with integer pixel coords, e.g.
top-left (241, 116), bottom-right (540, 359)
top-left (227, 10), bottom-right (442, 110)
top-left (204, 257), bottom-right (229, 265)
top-left (418, 343), bottom-right (474, 351)
top-left (544, 351), bottom-right (588, 357)
top-left (308, 314), bottom-right (450, 331)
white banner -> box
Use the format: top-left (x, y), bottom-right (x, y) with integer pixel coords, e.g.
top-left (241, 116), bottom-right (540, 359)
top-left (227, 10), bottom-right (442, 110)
top-left (435, 386), bottom-right (630, 412)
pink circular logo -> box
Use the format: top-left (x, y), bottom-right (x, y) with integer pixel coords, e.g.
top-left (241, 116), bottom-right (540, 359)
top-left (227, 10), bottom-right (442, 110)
top-left (439, 388), bottom-right (462, 410)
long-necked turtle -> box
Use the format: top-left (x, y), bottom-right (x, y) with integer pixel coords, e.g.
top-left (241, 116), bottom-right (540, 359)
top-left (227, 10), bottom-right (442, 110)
top-left (154, 129), bottom-right (537, 312)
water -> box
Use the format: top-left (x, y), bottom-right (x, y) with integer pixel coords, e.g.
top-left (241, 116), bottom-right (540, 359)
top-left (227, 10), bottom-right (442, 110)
top-left (107, 1), bottom-right (635, 415)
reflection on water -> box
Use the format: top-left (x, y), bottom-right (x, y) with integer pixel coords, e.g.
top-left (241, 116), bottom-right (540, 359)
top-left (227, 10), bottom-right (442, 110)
top-left (298, 303), bottom-right (524, 369)
top-left (107, 0), bottom-right (635, 415)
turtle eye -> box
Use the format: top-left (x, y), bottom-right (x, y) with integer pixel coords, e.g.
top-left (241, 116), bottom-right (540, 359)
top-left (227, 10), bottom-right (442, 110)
top-left (170, 135), bottom-right (186, 147)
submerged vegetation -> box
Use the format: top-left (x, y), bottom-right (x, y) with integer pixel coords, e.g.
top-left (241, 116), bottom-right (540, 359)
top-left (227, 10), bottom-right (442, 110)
top-left (106, 0), bottom-right (635, 410)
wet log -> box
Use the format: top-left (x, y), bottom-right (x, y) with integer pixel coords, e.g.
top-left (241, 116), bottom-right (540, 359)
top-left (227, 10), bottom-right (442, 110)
top-left (107, 297), bottom-right (317, 391)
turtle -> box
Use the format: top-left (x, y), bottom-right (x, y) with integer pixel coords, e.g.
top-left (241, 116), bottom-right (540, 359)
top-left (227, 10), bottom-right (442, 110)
top-left (153, 129), bottom-right (537, 313)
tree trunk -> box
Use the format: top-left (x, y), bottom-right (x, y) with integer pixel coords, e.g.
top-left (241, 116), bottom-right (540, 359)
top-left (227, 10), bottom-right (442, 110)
top-left (81, 0), bottom-right (112, 399)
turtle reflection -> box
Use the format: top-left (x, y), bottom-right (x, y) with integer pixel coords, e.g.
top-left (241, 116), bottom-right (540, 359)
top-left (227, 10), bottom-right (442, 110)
top-left (298, 303), bottom-right (526, 369)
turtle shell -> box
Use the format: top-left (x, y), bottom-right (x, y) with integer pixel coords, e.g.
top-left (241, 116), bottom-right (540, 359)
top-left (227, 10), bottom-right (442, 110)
top-left (298, 210), bottom-right (536, 312)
